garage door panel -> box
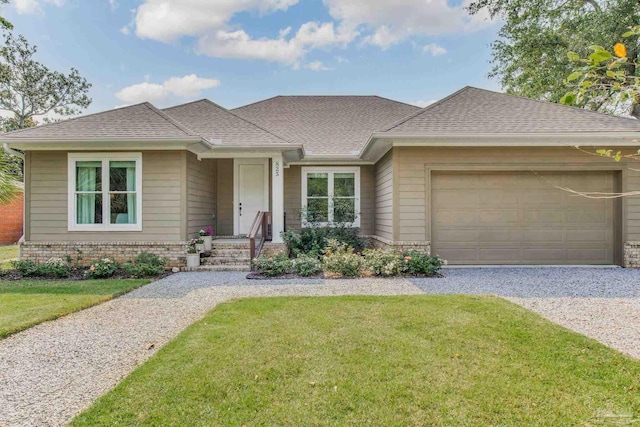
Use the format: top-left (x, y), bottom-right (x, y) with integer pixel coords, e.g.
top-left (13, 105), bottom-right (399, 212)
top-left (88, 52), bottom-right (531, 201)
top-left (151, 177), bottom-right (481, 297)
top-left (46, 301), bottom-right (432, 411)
top-left (431, 171), bottom-right (615, 265)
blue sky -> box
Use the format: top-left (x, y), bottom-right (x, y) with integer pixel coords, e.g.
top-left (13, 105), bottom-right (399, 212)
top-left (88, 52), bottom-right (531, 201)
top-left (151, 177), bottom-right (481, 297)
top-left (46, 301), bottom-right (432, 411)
top-left (4, 0), bottom-right (501, 115)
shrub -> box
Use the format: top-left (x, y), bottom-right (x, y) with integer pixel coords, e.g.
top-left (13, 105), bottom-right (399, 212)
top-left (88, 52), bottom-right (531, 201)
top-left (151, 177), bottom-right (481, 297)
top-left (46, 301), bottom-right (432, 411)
top-left (252, 253), bottom-right (292, 277)
top-left (363, 249), bottom-right (406, 277)
top-left (85, 258), bottom-right (119, 279)
top-left (122, 252), bottom-right (168, 278)
top-left (13, 258), bottom-right (71, 278)
top-left (403, 251), bottom-right (445, 277)
top-left (322, 240), bottom-right (363, 278)
top-left (292, 254), bottom-right (322, 277)
top-left (282, 227), bottom-right (366, 259)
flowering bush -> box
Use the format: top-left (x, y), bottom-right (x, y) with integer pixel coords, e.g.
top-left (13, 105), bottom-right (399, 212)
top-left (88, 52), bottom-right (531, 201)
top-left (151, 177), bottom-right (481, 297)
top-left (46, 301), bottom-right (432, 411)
top-left (199, 226), bottom-right (213, 237)
top-left (122, 252), bottom-right (168, 278)
top-left (85, 258), bottom-right (118, 279)
top-left (322, 239), bottom-right (364, 278)
top-left (13, 259), bottom-right (71, 278)
top-left (252, 253), bottom-right (292, 277)
top-left (403, 251), bottom-right (445, 277)
top-left (292, 254), bottom-right (322, 277)
top-left (363, 249), bottom-right (406, 277)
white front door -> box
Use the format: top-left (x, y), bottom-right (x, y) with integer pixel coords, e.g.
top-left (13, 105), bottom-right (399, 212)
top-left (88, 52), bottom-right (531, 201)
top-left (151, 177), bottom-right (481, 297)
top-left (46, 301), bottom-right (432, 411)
top-left (234, 159), bottom-right (269, 235)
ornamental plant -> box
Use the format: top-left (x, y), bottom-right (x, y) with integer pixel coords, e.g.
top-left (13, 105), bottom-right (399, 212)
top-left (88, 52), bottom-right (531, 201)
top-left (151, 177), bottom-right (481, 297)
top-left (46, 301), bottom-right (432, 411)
top-left (252, 253), bottom-right (292, 277)
top-left (403, 251), bottom-right (445, 277)
top-left (85, 258), bottom-right (118, 279)
top-left (292, 254), bottom-right (322, 277)
top-left (322, 239), bottom-right (363, 278)
top-left (122, 252), bottom-right (167, 278)
top-left (363, 249), bottom-right (406, 277)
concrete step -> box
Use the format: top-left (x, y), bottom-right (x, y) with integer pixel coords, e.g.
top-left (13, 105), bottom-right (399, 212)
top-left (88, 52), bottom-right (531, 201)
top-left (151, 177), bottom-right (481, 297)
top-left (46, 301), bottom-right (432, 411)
top-left (181, 265), bottom-right (251, 272)
top-left (203, 257), bottom-right (252, 265)
top-left (211, 243), bottom-right (251, 250)
top-left (208, 249), bottom-right (251, 258)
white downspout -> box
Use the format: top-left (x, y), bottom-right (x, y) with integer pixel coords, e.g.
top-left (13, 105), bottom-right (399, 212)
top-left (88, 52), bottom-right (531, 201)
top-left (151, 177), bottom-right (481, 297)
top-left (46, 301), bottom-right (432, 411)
top-left (3, 143), bottom-right (25, 160)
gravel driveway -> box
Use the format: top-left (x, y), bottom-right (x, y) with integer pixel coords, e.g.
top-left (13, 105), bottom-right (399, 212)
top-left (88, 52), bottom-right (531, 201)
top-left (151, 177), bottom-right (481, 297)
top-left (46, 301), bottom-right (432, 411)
top-left (1, 268), bottom-right (639, 427)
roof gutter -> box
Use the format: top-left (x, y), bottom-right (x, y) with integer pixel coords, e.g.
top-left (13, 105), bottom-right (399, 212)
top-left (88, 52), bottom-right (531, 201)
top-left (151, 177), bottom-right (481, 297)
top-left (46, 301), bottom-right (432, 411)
top-left (3, 143), bottom-right (24, 160)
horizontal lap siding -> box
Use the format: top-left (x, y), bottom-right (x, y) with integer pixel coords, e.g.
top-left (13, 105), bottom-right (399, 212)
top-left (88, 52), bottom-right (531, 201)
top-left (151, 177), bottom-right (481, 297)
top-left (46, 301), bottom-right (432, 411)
top-left (28, 151), bottom-right (184, 242)
top-left (187, 154), bottom-right (216, 239)
top-left (395, 146), bottom-right (638, 244)
top-left (374, 151), bottom-right (393, 240)
top-left (216, 159), bottom-right (234, 236)
top-left (283, 165), bottom-right (375, 236)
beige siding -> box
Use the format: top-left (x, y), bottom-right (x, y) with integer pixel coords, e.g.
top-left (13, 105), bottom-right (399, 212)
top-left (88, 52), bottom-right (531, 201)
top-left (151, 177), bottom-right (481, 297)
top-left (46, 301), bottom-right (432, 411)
top-left (28, 151), bottom-right (185, 242)
top-left (374, 151), bottom-right (393, 240)
top-left (395, 146), bottom-right (637, 245)
top-left (216, 159), bottom-right (234, 236)
top-left (283, 165), bottom-right (374, 235)
top-left (186, 154), bottom-right (216, 239)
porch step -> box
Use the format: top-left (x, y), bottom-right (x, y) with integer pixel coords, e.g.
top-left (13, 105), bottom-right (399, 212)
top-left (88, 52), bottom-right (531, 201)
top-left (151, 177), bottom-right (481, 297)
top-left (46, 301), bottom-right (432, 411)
top-left (203, 257), bottom-right (252, 266)
top-left (211, 242), bottom-right (251, 250)
top-left (181, 265), bottom-right (251, 272)
top-left (208, 249), bottom-right (251, 258)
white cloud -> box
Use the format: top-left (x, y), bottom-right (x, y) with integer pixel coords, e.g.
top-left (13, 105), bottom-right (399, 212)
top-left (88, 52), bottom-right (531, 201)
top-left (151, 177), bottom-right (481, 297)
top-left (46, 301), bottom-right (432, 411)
top-left (305, 61), bottom-right (333, 71)
top-left (411, 100), bottom-right (436, 108)
top-left (129, 0), bottom-right (494, 64)
top-left (423, 43), bottom-right (447, 56)
top-left (115, 74), bottom-right (220, 105)
top-left (120, 26), bottom-right (130, 35)
top-left (13, 0), bottom-right (64, 14)
top-left (109, 0), bottom-right (119, 11)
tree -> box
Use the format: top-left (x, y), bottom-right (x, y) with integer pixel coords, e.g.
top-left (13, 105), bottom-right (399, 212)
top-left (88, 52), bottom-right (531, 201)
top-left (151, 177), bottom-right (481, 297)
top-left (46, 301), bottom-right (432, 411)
top-left (467, 0), bottom-right (640, 116)
top-left (0, 0), bottom-right (12, 32)
top-left (0, 153), bottom-right (18, 204)
top-left (0, 33), bottom-right (92, 129)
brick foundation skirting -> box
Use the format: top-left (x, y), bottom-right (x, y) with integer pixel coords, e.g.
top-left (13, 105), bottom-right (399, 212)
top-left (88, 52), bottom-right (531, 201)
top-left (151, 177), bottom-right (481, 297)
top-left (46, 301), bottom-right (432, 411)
top-left (625, 242), bottom-right (640, 268)
top-left (20, 241), bottom-right (190, 268)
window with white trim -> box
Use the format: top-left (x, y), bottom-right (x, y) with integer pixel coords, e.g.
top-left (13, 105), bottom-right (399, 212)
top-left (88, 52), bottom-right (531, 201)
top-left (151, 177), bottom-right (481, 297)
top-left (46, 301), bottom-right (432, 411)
top-left (301, 167), bottom-right (360, 227)
top-left (68, 153), bottom-right (142, 231)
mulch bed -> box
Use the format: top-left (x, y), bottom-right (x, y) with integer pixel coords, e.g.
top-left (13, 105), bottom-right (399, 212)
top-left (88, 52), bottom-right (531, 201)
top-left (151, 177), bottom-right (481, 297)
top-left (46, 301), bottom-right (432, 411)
top-left (246, 272), bottom-right (443, 280)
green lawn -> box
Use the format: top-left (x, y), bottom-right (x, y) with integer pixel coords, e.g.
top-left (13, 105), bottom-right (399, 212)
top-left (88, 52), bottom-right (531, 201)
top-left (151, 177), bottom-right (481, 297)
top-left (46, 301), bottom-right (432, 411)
top-left (0, 244), bottom-right (18, 269)
top-left (74, 296), bottom-right (640, 426)
top-left (0, 279), bottom-right (150, 339)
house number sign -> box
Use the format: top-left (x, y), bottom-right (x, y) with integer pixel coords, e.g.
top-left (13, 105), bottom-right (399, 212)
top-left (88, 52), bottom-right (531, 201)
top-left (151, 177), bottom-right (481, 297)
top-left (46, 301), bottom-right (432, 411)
top-left (275, 161), bottom-right (280, 177)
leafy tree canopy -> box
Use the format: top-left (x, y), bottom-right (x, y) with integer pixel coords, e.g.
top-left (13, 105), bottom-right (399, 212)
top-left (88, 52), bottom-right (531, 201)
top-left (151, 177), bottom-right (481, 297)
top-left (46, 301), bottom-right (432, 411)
top-left (468, 0), bottom-right (640, 116)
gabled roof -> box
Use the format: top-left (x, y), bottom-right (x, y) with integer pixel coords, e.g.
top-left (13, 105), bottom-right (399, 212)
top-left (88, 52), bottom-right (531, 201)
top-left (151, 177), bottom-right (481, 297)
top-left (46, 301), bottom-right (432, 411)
top-left (3, 102), bottom-right (198, 140)
top-left (232, 96), bottom-right (420, 156)
top-left (380, 86), bottom-right (640, 135)
top-left (163, 99), bottom-right (293, 147)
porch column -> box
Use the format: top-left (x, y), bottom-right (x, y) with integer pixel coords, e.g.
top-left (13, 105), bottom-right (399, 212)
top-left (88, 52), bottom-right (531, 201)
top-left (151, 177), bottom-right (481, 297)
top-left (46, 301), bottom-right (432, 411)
top-left (271, 155), bottom-right (284, 243)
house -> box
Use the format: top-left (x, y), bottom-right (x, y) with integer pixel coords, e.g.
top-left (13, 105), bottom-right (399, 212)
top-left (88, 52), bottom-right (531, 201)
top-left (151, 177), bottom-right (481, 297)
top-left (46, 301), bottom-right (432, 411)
top-left (2, 86), bottom-right (640, 268)
top-left (0, 182), bottom-right (24, 244)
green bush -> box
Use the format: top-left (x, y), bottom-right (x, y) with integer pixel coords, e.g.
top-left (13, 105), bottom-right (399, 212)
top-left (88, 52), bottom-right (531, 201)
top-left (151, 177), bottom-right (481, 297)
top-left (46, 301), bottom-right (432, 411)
top-left (13, 258), bottom-right (71, 278)
top-left (282, 227), bottom-right (365, 259)
top-left (252, 253), bottom-right (292, 277)
top-left (292, 254), bottom-right (322, 277)
top-left (363, 249), bottom-right (406, 277)
top-left (322, 240), bottom-right (363, 278)
top-left (122, 252), bottom-right (168, 278)
top-left (403, 251), bottom-right (445, 277)
top-left (85, 258), bottom-right (119, 279)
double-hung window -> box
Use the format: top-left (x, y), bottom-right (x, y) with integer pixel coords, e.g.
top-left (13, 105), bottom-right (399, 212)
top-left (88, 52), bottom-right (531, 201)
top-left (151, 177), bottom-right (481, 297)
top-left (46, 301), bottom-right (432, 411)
top-left (68, 153), bottom-right (142, 231)
top-left (301, 167), bottom-right (360, 227)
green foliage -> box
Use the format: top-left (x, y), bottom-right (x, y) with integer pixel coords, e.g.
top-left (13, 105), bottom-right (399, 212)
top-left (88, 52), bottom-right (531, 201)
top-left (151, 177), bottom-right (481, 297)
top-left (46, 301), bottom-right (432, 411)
top-left (0, 32), bottom-right (92, 129)
top-left (122, 252), bottom-right (167, 278)
top-left (322, 240), bottom-right (363, 278)
top-left (468, 0), bottom-right (640, 115)
top-left (0, 0), bottom-right (12, 31)
top-left (84, 259), bottom-right (119, 279)
top-left (282, 227), bottom-right (365, 259)
top-left (12, 259), bottom-right (72, 278)
top-left (0, 152), bottom-right (19, 204)
top-left (292, 254), bottom-right (322, 277)
top-left (403, 251), bottom-right (444, 277)
top-left (252, 253), bottom-right (292, 277)
top-left (362, 249), bottom-right (406, 277)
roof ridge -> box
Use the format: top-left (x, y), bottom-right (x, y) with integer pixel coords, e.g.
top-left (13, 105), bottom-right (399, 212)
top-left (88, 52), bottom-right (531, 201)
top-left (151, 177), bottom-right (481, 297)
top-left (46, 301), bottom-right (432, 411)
top-left (465, 86), bottom-right (640, 123)
top-left (143, 103), bottom-right (199, 137)
top-left (163, 98), bottom-right (210, 112)
top-left (231, 95), bottom-right (283, 111)
top-left (379, 86), bottom-right (472, 133)
top-left (372, 95), bottom-right (423, 110)
top-left (2, 102), bottom-right (153, 136)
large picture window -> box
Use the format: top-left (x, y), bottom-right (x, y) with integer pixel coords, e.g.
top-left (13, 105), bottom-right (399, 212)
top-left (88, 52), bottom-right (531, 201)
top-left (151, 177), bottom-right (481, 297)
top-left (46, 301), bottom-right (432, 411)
top-left (301, 167), bottom-right (360, 227)
top-left (68, 153), bottom-right (142, 231)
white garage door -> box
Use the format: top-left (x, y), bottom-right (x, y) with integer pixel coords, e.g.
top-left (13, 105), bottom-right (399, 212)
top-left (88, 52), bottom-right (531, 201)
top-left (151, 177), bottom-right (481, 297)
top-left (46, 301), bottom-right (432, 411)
top-left (431, 171), bottom-right (616, 265)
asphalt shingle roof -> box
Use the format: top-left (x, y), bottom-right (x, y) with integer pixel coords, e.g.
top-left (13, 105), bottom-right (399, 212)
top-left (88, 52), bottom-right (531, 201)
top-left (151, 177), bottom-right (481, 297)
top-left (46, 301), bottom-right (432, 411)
top-left (232, 96), bottom-right (420, 155)
top-left (163, 99), bottom-right (292, 146)
top-left (381, 86), bottom-right (640, 135)
top-left (3, 102), bottom-right (196, 140)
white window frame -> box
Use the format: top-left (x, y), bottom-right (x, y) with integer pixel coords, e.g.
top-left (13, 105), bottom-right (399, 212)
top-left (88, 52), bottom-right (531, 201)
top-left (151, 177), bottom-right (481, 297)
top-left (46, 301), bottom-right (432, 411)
top-left (68, 153), bottom-right (143, 232)
top-left (301, 166), bottom-right (361, 228)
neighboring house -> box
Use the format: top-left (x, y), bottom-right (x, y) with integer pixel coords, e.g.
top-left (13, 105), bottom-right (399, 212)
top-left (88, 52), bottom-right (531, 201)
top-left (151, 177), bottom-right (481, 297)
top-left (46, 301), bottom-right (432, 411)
top-left (0, 182), bottom-right (24, 244)
top-left (2, 86), bottom-right (640, 267)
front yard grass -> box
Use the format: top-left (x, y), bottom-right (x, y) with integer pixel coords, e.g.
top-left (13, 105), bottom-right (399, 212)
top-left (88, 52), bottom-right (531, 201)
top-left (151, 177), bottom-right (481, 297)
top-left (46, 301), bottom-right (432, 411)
top-left (0, 244), bottom-right (19, 270)
top-left (0, 279), bottom-right (150, 338)
top-left (74, 295), bottom-right (640, 426)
